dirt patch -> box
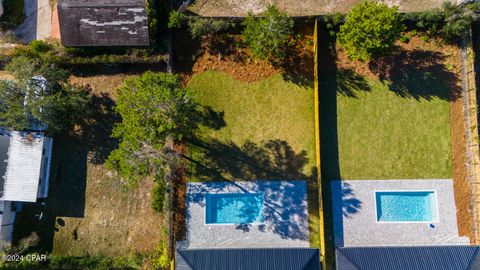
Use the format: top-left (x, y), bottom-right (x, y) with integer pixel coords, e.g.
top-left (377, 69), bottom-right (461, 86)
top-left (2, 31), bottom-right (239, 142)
top-left (189, 30), bottom-right (314, 85)
top-left (173, 143), bottom-right (187, 242)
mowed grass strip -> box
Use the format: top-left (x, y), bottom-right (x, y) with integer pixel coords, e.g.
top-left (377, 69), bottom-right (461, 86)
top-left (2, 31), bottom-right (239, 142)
top-left (337, 77), bottom-right (452, 180)
top-left (186, 71), bottom-right (321, 247)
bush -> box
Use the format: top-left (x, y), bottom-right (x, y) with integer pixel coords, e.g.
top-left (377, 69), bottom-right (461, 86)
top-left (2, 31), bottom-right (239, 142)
top-left (243, 5), bottom-right (294, 61)
top-left (0, 0), bottom-right (25, 27)
top-left (168, 11), bottom-right (186, 29)
top-left (187, 17), bottom-right (232, 40)
top-left (151, 240), bottom-right (170, 270)
top-left (442, 1), bottom-right (474, 43)
top-left (323, 13), bottom-right (344, 37)
top-left (337, 0), bottom-right (404, 61)
top-left (152, 181), bottom-right (166, 212)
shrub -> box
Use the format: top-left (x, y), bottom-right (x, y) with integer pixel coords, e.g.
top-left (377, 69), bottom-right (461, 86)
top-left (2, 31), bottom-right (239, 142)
top-left (337, 0), bottom-right (404, 61)
top-left (168, 11), bottom-right (186, 29)
top-left (187, 17), bottom-right (232, 40)
top-left (442, 1), bottom-right (474, 43)
top-left (151, 240), bottom-right (170, 270)
top-left (324, 13), bottom-right (344, 37)
top-left (152, 181), bottom-right (166, 212)
top-left (243, 5), bottom-right (294, 60)
top-left (0, 0), bottom-right (25, 27)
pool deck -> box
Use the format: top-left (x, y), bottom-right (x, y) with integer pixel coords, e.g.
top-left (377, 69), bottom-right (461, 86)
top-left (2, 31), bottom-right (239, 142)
top-left (177, 181), bottom-right (310, 249)
top-left (332, 179), bottom-right (470, 247)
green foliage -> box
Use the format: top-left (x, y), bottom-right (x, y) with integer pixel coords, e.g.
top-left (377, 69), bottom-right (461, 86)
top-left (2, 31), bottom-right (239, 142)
top-left (337, 0), bottom-right (404, 61)
top-left (0, 0), bottom-right (25, 27)
top-left (152, 181), bottom-right (166, 212)
top-left (151, 240), bottom-right (170, 270)
top-left (324, 13), bottom-right (344, 37)
top-left (168, 11), bottom-right (186, 29)
top-left (0, 56), bottom-right (90, 133)
top-left (146, 0), bottom-right (159, 47)
top-left (187, 17), bottom-right (232, 39)
top-left (442, 1), bottom-right (473, 43)
top-left (106, 72), bottom-right (198, 187)
top-left (243, 5), bottom-right (294, 60)
top-left (405, 12), bottom-right (445, 36)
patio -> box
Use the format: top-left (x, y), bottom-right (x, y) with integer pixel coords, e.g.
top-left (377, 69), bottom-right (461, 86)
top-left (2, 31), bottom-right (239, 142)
top-left (331, 179), bottom-right (470, 247)
top-left (178, 180), bottom-right (310, 249)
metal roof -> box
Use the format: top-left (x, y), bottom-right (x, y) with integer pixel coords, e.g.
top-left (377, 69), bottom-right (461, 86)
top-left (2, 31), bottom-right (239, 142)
top-left (57, 0), bottom-right (149, 46)
top-left (0, 132), bottom-right (8, 197)
top-left (2, 131), bottom-right (47, 202)
top-left (336, 246), bottom-right (480, 270)
top-left (176, 248), bottom-right (321, 270)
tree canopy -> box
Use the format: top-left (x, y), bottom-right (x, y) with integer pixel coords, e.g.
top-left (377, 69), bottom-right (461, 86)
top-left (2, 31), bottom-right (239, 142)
top-left (338, 0), bottom-right (403, 61)
top-left (0, 56), bottom-right (90, 133)
top-left (243, 5), bottom-right (294, 61)
top-left (106, 72), bottom-right (199, 188)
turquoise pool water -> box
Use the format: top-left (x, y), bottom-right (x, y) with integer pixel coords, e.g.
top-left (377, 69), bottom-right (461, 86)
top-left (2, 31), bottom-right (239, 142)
top-left (376, 191), bottom-right (436, 222)
top-left (205, 193), bottom-right (264, 224)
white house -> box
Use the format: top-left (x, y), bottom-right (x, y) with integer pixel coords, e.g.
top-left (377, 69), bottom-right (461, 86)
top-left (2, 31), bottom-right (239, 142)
top-left (0, 129), bottom-right (53, 243)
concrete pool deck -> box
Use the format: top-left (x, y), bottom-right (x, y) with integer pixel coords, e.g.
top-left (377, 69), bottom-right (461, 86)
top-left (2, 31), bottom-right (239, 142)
top-left (332, 179), bottom-right (470, 247)
top-left (177, 181), bottom-right (309, 249)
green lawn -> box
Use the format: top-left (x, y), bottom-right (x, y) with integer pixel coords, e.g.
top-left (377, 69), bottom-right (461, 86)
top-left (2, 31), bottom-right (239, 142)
top-left (322, 70), bottom-right (452, 180)
top-left (186, 71), bottom-right (320, 246)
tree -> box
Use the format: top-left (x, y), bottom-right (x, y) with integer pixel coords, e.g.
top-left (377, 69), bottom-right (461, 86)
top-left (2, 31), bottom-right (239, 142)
top-left (106, 72), bottom-right (199, 187)
top-left (106, 72), bottom-right (200, 265)
top-left (243, 5), bottom-right (294, 61)
top-left (442, 1), bottom-right (474, 43)
top-left (338, 0), bottom-right (403, 61)
top-left (0, 56), bottom-right (90, 133)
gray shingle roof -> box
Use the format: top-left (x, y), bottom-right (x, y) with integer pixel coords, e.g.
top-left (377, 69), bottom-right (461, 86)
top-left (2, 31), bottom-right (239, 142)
top-left (176, 248), bottom-right (321, 270)
top-left (336, 246), bottom-right (480, 270)
top-left (57, 0), bottom-right (149, 46)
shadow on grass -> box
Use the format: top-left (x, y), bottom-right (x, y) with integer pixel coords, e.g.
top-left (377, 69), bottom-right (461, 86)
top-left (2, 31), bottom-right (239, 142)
top-left (181, 137), bottom-right (321, 243)
top-left (369, 49), bottom-right (462, 101)
top-left (336, 68), bottom-right (371, 98)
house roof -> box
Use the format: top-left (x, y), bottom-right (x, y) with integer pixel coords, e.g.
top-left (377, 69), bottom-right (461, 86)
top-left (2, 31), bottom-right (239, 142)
top-left (2, 131), bottom-right (47, 202)
top-left (336, 246), bottom-right (480, 270)
top-left (0, 132), bottom-right (9, 196)
top-left (176, 248), bottom-right (321, 270)
top-left (57, 0), bottom-right (149, 47)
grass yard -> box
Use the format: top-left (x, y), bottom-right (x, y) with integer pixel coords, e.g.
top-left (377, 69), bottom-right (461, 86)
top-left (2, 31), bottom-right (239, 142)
top-left (335, 76), bottom-right (452, 180)
top-left (185, 71), bottom-right (321, 247)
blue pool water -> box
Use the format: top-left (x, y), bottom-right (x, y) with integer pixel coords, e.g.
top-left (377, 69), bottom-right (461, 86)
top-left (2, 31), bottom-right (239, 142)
top-left (206, 193), bottom-right (264, 224)
top-left (376, 191), bottom-right (436, 222)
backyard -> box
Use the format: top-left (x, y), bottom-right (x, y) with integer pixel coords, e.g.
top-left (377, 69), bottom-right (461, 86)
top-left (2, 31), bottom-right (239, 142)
top-left (13, 66), bottom-right (167, 262)
top-left (184, 70), bottom-right (320, 247)
top-left (318, 28), bottom-right (473, 266)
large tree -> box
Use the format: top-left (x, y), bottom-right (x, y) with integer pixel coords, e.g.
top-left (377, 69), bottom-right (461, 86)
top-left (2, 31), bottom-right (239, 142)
top-left (106, 72), bottom-right (200, 262)
top-left (243, 5), bottom-right (294, 61)
top-left (338, 0), bottom-right (403, 61)
top-left (0, 56), bottom-right (90, 133)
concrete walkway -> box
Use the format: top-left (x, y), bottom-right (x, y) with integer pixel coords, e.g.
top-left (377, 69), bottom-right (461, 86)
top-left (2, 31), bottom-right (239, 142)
top-left (14, 0), bottom-right (51, 43)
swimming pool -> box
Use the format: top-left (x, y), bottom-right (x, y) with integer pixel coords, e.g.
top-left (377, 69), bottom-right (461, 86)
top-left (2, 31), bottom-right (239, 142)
top-left (205, 193), bottom-right (264, 224)
top-left (375, 191), bottom-right (437, 222)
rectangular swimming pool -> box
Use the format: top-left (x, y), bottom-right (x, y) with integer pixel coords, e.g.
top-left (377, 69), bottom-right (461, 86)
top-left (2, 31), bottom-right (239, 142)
top-left (375, 191), bottom-right (437, 222)
top-left (205, 193), bottom-right (264, 224)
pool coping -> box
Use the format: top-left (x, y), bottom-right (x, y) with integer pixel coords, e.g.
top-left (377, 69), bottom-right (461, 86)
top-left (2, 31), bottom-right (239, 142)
top-left (373, 189), bottom-right (440, 224)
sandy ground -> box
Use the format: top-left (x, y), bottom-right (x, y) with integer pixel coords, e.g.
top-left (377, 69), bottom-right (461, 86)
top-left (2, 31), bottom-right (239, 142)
top-left (189, 0), bottom-right (446, 16)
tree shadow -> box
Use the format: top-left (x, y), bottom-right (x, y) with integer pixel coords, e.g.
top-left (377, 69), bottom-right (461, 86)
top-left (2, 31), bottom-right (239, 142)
top-left (368, 49), bottom-right (462, 101)
top-left (337, 68), bottom-right (371, 98)
top-left (86, 93), bottom-right (119, 165)
top-left (181, 138), bottom-right (313, 241)
top-left (331, 181), bottom-right (362, 248)
top-left (188, 138), bottom-right (309, 182)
